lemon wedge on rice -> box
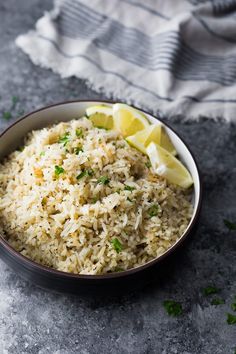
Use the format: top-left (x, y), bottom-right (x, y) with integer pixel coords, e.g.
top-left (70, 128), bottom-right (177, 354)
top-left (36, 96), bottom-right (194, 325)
top-left (113, 103), bottom-right (149, 137)
top-left (146, 142), bottom-right (193, 188)
top-left (86, 105), bottom-right (113, 129)
top-left (126, 124), bottom-right (177, 155)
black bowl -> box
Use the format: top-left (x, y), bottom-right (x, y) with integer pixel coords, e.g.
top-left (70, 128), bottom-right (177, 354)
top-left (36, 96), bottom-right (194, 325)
top-left (0, 100), bottom-right (202, 295)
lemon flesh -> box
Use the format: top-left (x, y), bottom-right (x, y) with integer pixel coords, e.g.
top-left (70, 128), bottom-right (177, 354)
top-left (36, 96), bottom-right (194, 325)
top-left (125, 135), bottom-right (147, 154)
top-left (86, 105), bottom-right (113, 129)
top-left (113, 103), bottom-right (149, 137)
top-left (146, 142), bottom-right (193, 188)
top-left (127, 124), bottom-right (176, 155)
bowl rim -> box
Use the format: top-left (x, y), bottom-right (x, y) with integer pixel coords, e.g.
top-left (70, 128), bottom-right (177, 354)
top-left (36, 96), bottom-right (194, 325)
top-left (0, 99), bottom-right (202, 280)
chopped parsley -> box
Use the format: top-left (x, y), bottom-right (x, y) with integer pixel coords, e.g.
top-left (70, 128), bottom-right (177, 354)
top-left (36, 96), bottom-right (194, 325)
top-left (163, 300), bottom-right (183, 317)
top-left (226, 313), bottom-right (236, 325)
top-left (114, 267), bottom-right (124, 272)
top-left (76, 169), bottom-right (94, 180)
top-left (148, 204), bottom-right (160, 218)
top-left (18, 146), bottom-right (24, 152)
top-left (40, 151), bottom-right (45, 157)
top-left (145, 161), bottom-right (151, 168)
top-left (76, 128), bottom-right (83, 138)
top-left (111, 238), bottom-right (123, 253)
top-left (231, 297), bottom-right (236, 312)
top-left (54, 165), bottom-right (65, 177)
top-left (97, 176), bottom-right (110, 185)
top-left (74, 146), bottom-right (83, 155)
top-left (203, 286), bottom-right (219, 296)
top-left (58, 132), bottom-right (70, 146)
top-left (124, 185), bottom-right (136, 192)
top-left (211, 298), bottom-right (225, 306)
top-left (91, 197), bottom-right (98, 204)
top-left (11, 95), bottom-right (19, 109)
top-left (224, 219), bottom-right (236, 230)
top-left (2, 111), bottom-right (12, 120)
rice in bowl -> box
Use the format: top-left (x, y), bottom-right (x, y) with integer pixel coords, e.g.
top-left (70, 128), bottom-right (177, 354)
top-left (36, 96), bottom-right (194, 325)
top-left (0, 117), bottom-right (193, 274)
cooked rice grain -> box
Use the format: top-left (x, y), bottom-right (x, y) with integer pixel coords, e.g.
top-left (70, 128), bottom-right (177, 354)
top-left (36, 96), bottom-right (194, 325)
top-left (0, 118), bottom-right (193, 274)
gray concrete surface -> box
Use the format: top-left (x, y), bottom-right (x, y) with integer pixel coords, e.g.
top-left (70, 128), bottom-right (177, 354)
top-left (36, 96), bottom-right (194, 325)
top-left (0, 1), bottom-right (235, 353)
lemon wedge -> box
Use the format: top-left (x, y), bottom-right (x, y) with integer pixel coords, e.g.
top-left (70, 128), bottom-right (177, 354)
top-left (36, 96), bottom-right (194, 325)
top-left (126, 124), bottom-right (176, 155)
top-left (113, 103), bottom-right (149, 137)
top-left (86, 105), bottom-right (113, 129)
top-left (146, 142), bottom-right (193, 188)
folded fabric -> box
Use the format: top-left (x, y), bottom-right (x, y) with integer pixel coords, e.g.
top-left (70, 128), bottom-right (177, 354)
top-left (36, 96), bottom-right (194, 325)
top-left (16, 0), bottom-right (236, 121)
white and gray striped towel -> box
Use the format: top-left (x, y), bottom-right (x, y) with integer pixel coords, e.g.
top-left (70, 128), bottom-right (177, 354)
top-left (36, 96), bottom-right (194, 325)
top-left (16, 0), bottom-right (236, 121)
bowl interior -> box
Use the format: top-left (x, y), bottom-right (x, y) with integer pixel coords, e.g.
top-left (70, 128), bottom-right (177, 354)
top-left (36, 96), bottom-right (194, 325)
top-left (0, 101), bottom-right (201, 271)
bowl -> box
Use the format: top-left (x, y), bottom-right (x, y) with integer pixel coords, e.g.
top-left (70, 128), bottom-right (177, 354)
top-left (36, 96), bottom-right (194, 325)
top-left (0, 100), bottom-right (202, 295)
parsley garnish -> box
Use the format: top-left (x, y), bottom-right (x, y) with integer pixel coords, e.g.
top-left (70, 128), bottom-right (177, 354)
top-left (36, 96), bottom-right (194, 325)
top-left (40, 151), bottom-right (45, 156)
top-left (76, 128), bottom-right (83, 138)
top-left (58, 132), bottom-right (70, 146)
top-left (124, 185), bottom-right (136, 191)
top-left (227, 313), bottom-right (236, 325)
top-left (97, 176), bottom-right (110, 185)
top-left (163, 300), bottom-right (183, 317)
top-left (76, 169), bottom-right (94, 180)
top-left (224, 219), bottom-right (236, 230)
top-left (55, 165), bottom-right (65, 177)
top-left (231, 297), bottom-right (236, 312)
top-left (91, 197), bottom-right (98, 204)
top-left (145, 161), bottom-right (151, 168)
top-left (2, 111), bottom-right (12, 120)
top-left (148, 204), bottom-right (160, 217)
top-left (74, 146), bottom-right (83, 155)
top-left (11, 95), bottom-right (19, 109)
top-left (114, 267), bottom-right (124, 272)
top-left (111, 238), bottom-right (123, 253)
top-left (211, 298), bottom-right (225, 306)
top-left (203, 286), bottom-right (219, 296)
top-left (18, 146), bottom-right (24, 152)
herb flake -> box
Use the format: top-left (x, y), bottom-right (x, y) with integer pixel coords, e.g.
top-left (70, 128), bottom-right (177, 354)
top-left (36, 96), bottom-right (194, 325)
top-left (55, 165), bottom-right (65, 177)
top-left (2, 111), bottom-right (12, 120)
top-left (97, 176), bottom-right (110, 185)
top-left (74, 146), bottom-right (83, 155)
top-left (148, 204), bottom-right (160, 218)
top-left (163, 300), bottom-right (183, 317)
top-left (76, 169), bottom-right (94, 180)
top-left (211, 298), bottom-right (225, 306)
top-left (203, 286), bottom-right (219, 296)
top-left (231, 297), bottom-right (236, 312)
top-left (224, 219), bottom-right (236, 231)
top-left (111, 238), bottom-right (123, 253)
top-left (145, 161), bottom-right (151, 168)
top-left (58, 132), bottom-right (70, 146)
top-left (11, 95), bottom-right (19, 109)
top-left (227, 313), bottom-right (236, 325)
top-left (76, 128), bottom-right (83, 138)
top-left (124, 185), bottom-right (136, 192)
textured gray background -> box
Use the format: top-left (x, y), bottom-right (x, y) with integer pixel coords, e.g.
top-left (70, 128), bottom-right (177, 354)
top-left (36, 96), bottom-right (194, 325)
top-left (0, 1), bottom-right (235, 353)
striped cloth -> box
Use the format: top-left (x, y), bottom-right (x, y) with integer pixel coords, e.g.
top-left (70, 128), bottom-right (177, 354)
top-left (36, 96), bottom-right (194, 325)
top-left (16, 0), bottom-right (236, 121)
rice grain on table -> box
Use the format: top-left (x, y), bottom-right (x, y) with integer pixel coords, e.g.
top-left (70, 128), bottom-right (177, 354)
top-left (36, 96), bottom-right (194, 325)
top-left (0, 118), bottom-right (193, 274)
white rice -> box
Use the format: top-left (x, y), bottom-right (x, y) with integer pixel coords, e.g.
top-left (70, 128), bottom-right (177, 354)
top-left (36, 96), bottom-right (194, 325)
top-left (0, 117), bottom-right (193, 274)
